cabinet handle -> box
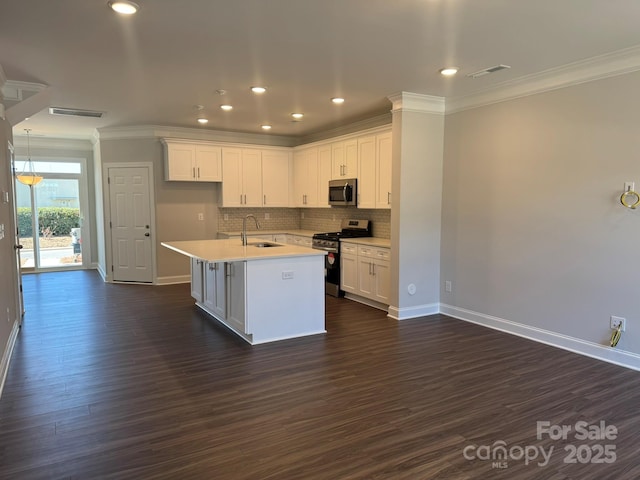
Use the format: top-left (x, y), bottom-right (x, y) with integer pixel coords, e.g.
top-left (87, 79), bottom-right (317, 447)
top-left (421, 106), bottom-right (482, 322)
top-left (240, 194), bottom-right (243, 204)
top-left (244, 194), bottom-right (247, 204)
top-left (193, 167), bottom-right (196, 179)
top-left (224, 263), bottom-right (230, 277)
top-left (388, 192), bottom-right (391, 204)
top-left (264, 194), bottom-right (266, 205)
top-left (197, 167), bottom-right (200, 178)
top-left (372, 263), bottom-right (376, 276)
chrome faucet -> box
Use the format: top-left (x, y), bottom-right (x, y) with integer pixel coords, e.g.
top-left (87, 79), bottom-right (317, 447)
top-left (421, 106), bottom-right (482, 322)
top-left (241, 214), bottom-right (261, 246)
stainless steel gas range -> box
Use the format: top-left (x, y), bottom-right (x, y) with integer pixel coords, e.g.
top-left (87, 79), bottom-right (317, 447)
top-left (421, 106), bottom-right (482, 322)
top-left (312, 219), bottom-right (371, 297)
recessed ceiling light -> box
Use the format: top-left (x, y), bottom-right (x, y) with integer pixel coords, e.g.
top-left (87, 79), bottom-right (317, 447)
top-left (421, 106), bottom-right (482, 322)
top-left (439, 67), bottom-right (459, 76)
top-left (261, 125), bottom-right (272, 130)
top-left (197, 118), bottom-right (209, 124)
top-left (108, 1), bottom-right (139, 15)
top-left (251, 87), bottom-right (267, 94)
top-left (220, 105), bottom-right (233, 111)
top-left (331, 97), bottom-right (345, 104)
top-left (291, 113), bottom-right (304, 119)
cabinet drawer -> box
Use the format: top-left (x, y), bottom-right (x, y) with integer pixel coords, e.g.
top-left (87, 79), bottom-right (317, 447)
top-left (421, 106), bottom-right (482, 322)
top-left (358, 245), bottom-right (389, 260)
top-left (341, 242), bottom-right (357, 254)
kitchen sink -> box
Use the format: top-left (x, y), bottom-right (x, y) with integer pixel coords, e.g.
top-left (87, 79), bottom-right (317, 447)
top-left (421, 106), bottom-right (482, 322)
top-left (247, 242), bottom-right (283, 248)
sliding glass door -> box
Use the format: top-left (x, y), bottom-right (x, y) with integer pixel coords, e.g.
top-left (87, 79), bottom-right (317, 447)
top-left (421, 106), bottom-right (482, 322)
top-left (14, 158), bottom-right (89, 271)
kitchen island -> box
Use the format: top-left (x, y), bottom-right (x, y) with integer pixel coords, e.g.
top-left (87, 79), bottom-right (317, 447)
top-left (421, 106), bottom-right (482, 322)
top-left (161, 239), bottom-right (326, 344)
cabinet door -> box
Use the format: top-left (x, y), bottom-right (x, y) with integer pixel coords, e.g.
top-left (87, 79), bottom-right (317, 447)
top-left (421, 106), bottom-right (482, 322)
top-left (331, 142), bottom-right (344, 179)
top-left (376, 132), bottom-right (392, 208)
top-left (190, 258), bottom-right (204, 302)
top-left (242, 149), bottom-right (263, 207)
top-left (317, 145), bottom-right (332, 207)
top-left (293, 149), bottom-right (308, 207)
top-left (221, 148), bottom-right (243, 206)
top-left (262, 150), bottom-right (290, 207)
top-left (226, 261), bottom-right (247, 334)
top-left (373, 259), bottom-right (390, 304)
top-left (305, 148), bottom-right (319, 207)
top-left (357, 257), bottom-right (374, 297)
top-left (204, 262), bottom-right (226, 318)
top-left (357, 135), bottom-right (376, 209)
top-left (195, 145), bottom-right (222, 182)
top-left (340, 253), bottom-right (358, 294)
top-left (344, 139), bottom-right (358, 178)
top-left (166, 143), bottom-right (196, 181)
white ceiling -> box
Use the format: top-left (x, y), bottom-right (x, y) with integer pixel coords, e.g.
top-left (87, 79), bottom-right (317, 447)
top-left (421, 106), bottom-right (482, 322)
top-left (2, 0), bottom-right (640, 140)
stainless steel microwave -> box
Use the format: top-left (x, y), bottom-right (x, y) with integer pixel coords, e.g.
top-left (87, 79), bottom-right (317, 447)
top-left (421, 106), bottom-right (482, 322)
top-left (328, 178), bottom-right (357, 206)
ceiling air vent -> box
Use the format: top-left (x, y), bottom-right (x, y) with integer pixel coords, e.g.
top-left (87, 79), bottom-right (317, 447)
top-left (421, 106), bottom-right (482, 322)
top-left (48, 107), bottom-right (105, 118)
top-left (466, 64), bottom-right (511, 79)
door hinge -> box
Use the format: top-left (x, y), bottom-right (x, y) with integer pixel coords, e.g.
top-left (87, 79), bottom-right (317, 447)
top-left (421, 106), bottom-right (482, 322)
top-left (107, 177), bottom-right (110, 184)
top-left (109, 221), bottom-right (112, 228)
top-left (111, 265), bottom-right (114, 272)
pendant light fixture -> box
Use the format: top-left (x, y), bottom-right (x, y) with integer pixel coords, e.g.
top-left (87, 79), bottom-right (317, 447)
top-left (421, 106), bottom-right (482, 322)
top-left (16, 129), bottom-right (43, 187)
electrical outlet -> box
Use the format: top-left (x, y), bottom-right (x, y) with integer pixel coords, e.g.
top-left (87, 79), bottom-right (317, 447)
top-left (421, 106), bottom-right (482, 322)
top-left (197, 213), bottom-right (204, 221)
top-left (224, 214), bottom-right (229, 221)
top-left (265, 213), bottom-right (270, 220)
top-left (445, 280), bottom-right (452, 293)
top-left (282, 271), bottom-right (294, 280)
top-left (610, 316), bottom-right (626, 331)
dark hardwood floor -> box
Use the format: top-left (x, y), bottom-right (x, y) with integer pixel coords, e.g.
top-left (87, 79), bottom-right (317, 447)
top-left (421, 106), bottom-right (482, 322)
top-left (1, 270), bottom-right (639, 479)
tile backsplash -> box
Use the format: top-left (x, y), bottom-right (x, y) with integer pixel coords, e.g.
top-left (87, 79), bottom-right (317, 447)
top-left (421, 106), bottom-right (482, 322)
top-left (218, 207), bottom-right (390, 239)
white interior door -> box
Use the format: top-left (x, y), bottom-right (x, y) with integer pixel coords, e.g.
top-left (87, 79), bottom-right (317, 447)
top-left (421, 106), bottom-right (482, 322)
top-left (108, 166), bottom-right (153, 283)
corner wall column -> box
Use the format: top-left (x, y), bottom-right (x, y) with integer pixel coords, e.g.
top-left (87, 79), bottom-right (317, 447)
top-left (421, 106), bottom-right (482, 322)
top-left (387, 92), bottom-right (445, 319)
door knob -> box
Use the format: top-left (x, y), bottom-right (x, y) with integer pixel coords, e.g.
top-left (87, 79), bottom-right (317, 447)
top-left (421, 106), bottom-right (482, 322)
top-left (144, 233), bottom-right (150, 237)
top-left (14, 244), bottom-right (23, 250)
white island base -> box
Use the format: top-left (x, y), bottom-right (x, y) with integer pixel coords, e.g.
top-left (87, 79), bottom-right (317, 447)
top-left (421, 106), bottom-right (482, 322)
top-left (162, 240), bottom-right (326, 345)
top-left (205, 256), bottom-right (325, 344)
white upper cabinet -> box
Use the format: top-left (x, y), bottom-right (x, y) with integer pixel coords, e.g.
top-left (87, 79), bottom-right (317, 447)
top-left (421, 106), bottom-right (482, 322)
top-left (375, 131), bottom-right (392, 208)
top-left (261, 149), bottom-right (291, 207)
top-left (293, 147), bottom-right (319, 207)
top-left (331, 139), bottom-right (358, 179)
top-left (357, 135), bottom-right (376, 209)
top-left (356, 130), bottom-right (392, 209)
top-left (163, 139), bottom-right (222, 182)
top-left (317, 144), bottom-right (332, 208)
top-left (221, 148), bottom-right (263, 207)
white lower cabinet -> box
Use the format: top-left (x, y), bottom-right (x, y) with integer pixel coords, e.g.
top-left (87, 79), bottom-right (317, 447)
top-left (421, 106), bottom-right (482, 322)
top-left (203, 262), bottom-right (226, 319)
top-left (199, 260), bottom-right (247, 334)
top-left (225, 261), bottom-right (247, 334)
top-left (340, 242), bottom-right (390, 305)
top-left (340, 242), bottom-right (358, 294)
top-left (191, 258), bottom-right (204, 302)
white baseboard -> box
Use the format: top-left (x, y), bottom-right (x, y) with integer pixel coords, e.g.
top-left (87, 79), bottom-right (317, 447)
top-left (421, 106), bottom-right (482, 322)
top-left (343, 293), bottom-right (389, 312)
top-left (96, 263), bottom-right (107, 282)
top-left (0, 321), bottom-right (20, 399)
top-left (440, 304), bottom-right (640, 372)
top-left (387, 302), bottom-right (440, 320)
top-left (155, 275), bottom-right (190, 285)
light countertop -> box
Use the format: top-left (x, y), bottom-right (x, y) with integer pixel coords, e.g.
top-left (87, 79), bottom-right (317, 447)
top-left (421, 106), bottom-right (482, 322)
top-left (341, 237), bottom-right (391, 248)
top-left (162, 239), bottom-right (326, 263)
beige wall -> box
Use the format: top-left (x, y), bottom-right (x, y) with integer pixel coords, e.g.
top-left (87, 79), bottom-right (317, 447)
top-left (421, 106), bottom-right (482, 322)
top-left (99, 138), bottom-right (220, 280)
top-left (441, 70), bottom-right (640, 355)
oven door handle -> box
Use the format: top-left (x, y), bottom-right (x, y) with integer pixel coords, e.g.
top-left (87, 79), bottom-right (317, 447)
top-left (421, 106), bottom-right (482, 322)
top-left (313, 246), bottom-right (338, 253)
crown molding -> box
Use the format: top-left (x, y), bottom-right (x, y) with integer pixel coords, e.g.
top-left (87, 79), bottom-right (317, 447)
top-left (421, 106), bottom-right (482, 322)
top-left (297, 113), bottom-right (391, 145)
top-left (446, 44), bottom-right (640, 113)
top-left (387, 92), bottom-right (445, 114)
top-left (96, 125), bottom-right (298, 147)
top-left (12, 135), bottom-right (94, 151)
